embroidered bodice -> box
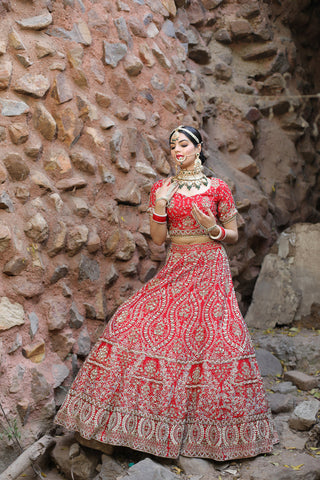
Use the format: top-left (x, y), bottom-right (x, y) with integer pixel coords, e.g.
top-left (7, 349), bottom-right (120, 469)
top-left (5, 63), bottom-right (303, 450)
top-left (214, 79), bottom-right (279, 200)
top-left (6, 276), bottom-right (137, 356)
top-left (149, 177), bottom-right (237, 237)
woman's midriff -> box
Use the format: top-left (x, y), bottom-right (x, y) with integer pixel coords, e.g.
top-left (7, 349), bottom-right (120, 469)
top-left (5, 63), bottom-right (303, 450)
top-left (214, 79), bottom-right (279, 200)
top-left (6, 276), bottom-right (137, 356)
top-left (170, 235), bottom-right (213, 245)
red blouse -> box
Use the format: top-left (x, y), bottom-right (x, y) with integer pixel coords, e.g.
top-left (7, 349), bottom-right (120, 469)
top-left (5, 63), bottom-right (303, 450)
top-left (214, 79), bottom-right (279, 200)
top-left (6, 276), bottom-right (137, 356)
top-left (148, 177), bottom-right (237, 238)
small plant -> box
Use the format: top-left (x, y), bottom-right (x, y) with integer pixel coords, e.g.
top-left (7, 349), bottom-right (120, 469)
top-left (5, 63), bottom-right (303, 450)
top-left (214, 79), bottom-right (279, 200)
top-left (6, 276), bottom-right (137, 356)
top-left (0, 402), bottom-right (23, 452)
top-left (0, 417), bottom-right (21, 443)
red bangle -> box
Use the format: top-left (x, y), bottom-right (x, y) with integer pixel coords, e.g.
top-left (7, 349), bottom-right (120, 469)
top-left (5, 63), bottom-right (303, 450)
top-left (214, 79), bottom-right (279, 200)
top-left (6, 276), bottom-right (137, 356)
top-left (153, 212), bottom-right (167, 223)
top-left (220, 226), bottom-right (226, 240)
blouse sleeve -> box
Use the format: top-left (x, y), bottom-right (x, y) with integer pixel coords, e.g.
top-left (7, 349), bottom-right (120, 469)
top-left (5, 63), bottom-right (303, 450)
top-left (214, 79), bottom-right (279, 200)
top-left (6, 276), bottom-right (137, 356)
top-left (217, 181), bottom-right (238, 225)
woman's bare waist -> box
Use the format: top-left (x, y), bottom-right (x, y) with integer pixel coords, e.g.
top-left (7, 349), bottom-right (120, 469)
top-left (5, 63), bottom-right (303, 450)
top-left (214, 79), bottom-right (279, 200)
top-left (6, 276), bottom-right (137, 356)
top-left (170, 235), bottom-right (212, 245)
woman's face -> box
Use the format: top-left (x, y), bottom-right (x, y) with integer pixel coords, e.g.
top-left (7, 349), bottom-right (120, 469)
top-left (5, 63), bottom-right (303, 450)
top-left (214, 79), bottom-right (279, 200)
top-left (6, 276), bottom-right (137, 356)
top-left (170, 132), bottom-right (201, 171)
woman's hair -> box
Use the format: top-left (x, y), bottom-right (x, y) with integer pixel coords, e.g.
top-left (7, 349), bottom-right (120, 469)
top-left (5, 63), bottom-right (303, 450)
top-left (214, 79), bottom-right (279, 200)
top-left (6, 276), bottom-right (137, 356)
top-left (169, 125), bottom-right (206, 162)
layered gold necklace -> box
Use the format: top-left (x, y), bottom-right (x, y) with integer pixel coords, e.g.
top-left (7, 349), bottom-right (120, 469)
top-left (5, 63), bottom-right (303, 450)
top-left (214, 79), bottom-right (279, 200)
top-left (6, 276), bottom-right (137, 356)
top-left (172, 164), bottom-right (209, 190)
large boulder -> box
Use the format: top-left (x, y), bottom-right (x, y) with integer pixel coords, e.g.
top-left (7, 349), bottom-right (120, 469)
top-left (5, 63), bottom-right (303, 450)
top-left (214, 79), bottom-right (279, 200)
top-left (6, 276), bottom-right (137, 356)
top-left (246, 223), bottom-right (320, 329)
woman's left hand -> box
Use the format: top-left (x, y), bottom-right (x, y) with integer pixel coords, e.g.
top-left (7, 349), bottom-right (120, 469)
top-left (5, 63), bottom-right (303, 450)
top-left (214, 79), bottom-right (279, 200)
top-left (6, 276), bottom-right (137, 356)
top-left (191, 204), bottom-right (216, 230)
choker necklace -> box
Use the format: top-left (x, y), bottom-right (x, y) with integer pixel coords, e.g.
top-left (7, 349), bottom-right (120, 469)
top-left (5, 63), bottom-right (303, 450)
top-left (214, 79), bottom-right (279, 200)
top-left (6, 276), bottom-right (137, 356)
top-left (172, 164), bottom-right (209, 190)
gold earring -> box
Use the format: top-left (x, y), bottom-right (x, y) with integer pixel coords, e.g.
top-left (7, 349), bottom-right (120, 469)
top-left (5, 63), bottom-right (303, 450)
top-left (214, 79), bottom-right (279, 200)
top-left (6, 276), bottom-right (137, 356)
top-left (195, 152), bottom-right (201, 168)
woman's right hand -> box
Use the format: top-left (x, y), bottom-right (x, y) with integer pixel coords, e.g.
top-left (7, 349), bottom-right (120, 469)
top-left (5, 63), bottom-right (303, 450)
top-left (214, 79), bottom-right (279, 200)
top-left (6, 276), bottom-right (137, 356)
top-left (155, 178), bottom-right (178, 206)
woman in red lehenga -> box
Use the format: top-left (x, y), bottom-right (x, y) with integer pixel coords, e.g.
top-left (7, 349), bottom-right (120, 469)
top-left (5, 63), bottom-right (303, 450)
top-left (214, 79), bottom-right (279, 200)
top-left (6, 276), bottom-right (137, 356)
top-left (55, 125), bottom-right (278, 460)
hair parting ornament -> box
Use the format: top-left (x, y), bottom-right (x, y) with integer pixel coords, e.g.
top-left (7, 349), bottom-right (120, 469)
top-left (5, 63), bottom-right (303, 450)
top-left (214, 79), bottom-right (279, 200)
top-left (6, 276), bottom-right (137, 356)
top-left (170, 125), bottom-right (201, 145)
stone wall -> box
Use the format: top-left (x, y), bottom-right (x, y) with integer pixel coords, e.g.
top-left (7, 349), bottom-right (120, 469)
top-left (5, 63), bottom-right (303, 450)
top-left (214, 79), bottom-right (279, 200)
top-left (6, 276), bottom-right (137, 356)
top-left (0, 0), bottom-right (319, 471)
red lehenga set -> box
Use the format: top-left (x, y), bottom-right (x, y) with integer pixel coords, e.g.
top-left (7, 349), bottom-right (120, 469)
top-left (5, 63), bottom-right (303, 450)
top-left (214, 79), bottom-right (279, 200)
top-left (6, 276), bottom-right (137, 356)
top-left (55, 177), bottom-right (278, 460)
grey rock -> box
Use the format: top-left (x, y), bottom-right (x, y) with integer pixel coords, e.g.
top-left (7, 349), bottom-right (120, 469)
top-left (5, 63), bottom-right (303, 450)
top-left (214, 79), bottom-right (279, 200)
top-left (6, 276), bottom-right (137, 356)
top-left (57, 177), bottom-right (87, 192)
top-left (141, 135), bottom-right (154, 163)
top-left (241, 43), bottom-right (278, 61)
top-left (33, 103), bottom-right (57, 141)
top-left (46, 301), bottom-right (68, 331)
top-left (0, 98), bottom-right (30, 116)
top-left (133, 232), bottom-right (149, 258)
top-left (46, 21), bottom-right (91, 45)
top-left (0, 225), bottom-right (11, 253)
top-left (73, 197), bottom-right (89, 217)
top-left (62, 283), bottom-right (72, 298)
top-left (267, 393), bottom-right (296, 414)
top-left (215, 28), bottom-right (232, 44)
top-left (90, 58), bottom-right (105, 84)
top-left (48, 222), bottom-right (67, 257)
top-left (124, 54), bottom-right (143, 76)
top-left (29, 312), bottom-right (39, 339)
top-left (114, 16), bottom-right (132, 46)
top-left (31, 172), bottom-right (53, 190)
top-left (84, 303), bottom-right (96, 319)
top-left (51, 434), bottom-right (100, 480)
top-left (9, 365), bottom-right (25, 393)
top-left (188, 42), bottom-right (211, 64)
top-left (115, 182), bottom-right (141, 205)
top-left (139, 260), bottom-right (158, 283)
top-left (66, 225), bottom-right (89, 256)
top-left (145, 0), bottom-right (169, 17)
top-left (35, 40), bottom-right (56, 58)
top-left (105, 264), bottom-right (119, 287)
top-left (115, 230), bottom-right (136, 261)
top-left (95, 92), bottom-right (111, 108)
top-left (31, 368), bottom-right (51, 403)
top-left (78, 255), bottom-right (100, 282)
top-left (100, 116), bottom-right (115, 130)
top-left (77, 327), bottom-right (91, 357)
top-left (284, 370), bottom-right (319, 391)
top-left (24, 213), bottom-right (49, 243)
top-left (0, 192), bottom-right (14, 212)
top-left (202, 0), bottom-right (224, 8)
top-left (110, 130), bottom-right (123, 161)
top-left (289, 399), bottom-right (320, 431)
top-left (245, 254), bottom-right (301, 329)
top-left (51, 73), bottom-right (73, 104)
top-left (2, 152), bottom-right (30, 181)
top-left (151, 42), bottom-right (171, 69)
top-left (151, 73), bottom-right (165, 90)
top-left (178, 457), bottom-right (216, 475)
top-left (70, 302), bottom-right (85, 329)
top-left (0, 58), bottom-right (13, 90)
top-left (128, 18), bottom-right (147, 38)
top-left (52, 363), bottom-right (69, 388)
top-left (16, 12), bottom-right (53, 30)
top-left (251, 329), bottom-right (320, 375)
top-left (93, 454), bottom-right (124, 480)
top-left (103, 41), bottom-right (127, 67)
top-left (14, 73), bottom-right (50, 98)
top-left (51, 332), bottom-right (75, 361)
top-left (70, 148), bottom-right (97, 174)
top-left (118, 458), bottom-right (179, 479)
top-left (100, 167), bottom-right (115, 184)
top-left (240, 449), bottom-right (320, 480)
top-left (135, 162), bottom-right (156, 178)
top-left (50, 265), bottom-right (69, 284)
top-left (162, 20), bottom-right (176, 38)
top-left (272, 381), bottom-right (297, 394)
top-left (8, 27), bottom-right (26, 50)
top-left (214, 62), bottom-right (233, 81)
top-left (25, 136), bottom-right (43, 159)
top-left (8, 333), bottom-right (23, 354)
top-left (255, 348), bottom-right (282, 376)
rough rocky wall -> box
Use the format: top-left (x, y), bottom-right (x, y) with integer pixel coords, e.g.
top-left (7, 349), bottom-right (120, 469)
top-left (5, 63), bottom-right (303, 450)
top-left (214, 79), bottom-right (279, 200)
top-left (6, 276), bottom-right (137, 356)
top-left (0, 0), bottom-right (319, 471)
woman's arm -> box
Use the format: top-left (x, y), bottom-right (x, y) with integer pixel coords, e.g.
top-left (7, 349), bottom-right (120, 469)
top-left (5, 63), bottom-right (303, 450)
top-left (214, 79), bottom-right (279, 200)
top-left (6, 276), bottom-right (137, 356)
top-left (150, 198), bottom-right (168, 245)
top-left (149, 179), bottom-right (178, 246)
top-left (221, 217), bottom-right (238, 244)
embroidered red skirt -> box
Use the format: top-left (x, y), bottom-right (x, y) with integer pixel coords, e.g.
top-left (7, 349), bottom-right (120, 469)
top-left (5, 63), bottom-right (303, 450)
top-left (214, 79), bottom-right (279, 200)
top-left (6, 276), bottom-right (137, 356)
top-left (55, 242), bottom-right (278, 460)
